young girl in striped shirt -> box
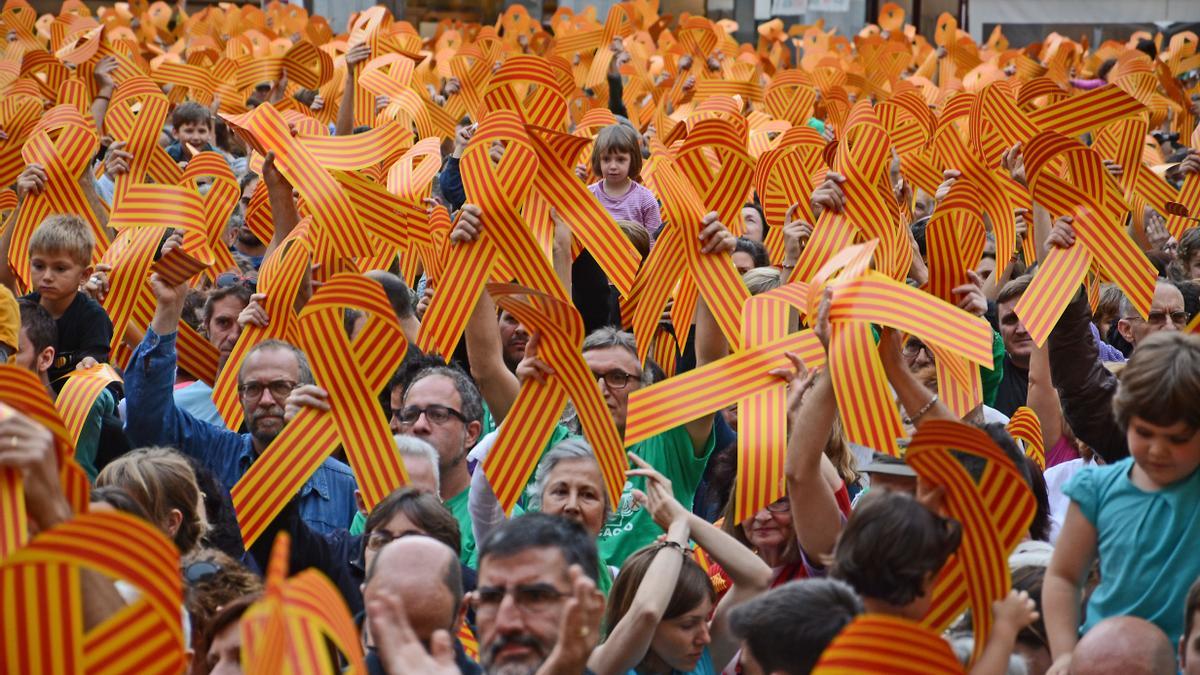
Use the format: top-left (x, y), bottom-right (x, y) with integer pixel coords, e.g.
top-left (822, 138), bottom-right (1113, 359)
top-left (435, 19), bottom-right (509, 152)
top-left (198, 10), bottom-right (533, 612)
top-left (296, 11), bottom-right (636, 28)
top-left (588, 124), bottom-right (662, 241)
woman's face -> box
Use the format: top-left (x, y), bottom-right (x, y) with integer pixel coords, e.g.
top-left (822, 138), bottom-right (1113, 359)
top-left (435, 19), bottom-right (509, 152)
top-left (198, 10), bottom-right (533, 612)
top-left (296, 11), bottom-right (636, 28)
top-left (1187, 252), bottom-right (1200, 281)
top-left (649, 597), bottom-right (713, 672)
top-left (540, 458), bottom-right (607, 537)
top-left (740, 500), bottom-right (792, 552)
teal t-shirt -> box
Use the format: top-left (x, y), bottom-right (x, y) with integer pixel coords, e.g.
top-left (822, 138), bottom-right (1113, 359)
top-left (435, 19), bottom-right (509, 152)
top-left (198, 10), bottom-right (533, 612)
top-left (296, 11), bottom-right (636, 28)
top-left (624, 646), bottom-right (715, 675)
top-left (75, 388), bottom-right (114, 483)
top-left (599, 425), bottom-right (715, 568)
top-left (1063, 458), bottom-right (1200, 647)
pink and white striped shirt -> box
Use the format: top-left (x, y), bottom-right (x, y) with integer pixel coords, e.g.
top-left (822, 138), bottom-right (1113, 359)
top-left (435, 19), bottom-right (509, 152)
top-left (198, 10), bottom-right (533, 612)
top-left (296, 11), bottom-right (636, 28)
top-left (589, 180), bottom-right (662, 240)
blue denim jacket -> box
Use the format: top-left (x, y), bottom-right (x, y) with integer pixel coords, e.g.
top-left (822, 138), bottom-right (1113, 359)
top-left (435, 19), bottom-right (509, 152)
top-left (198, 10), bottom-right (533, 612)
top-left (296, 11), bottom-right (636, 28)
top-left (123, 328), bottom-right (358, 534)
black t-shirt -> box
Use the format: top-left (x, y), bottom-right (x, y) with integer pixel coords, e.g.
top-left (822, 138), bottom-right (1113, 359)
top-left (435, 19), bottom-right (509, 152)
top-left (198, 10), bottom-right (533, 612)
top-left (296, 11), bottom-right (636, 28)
top-left (24, 291), bottom-right (113, 391)
top-left (993, 355), bottom-right (1029, 418)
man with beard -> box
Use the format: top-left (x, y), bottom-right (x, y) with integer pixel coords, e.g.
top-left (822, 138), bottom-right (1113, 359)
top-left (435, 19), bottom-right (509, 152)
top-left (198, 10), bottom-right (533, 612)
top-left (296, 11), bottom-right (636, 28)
top-left (124, 266), bottom-right (357, 535)
top-left (367, 513), bottom-right (604, 675)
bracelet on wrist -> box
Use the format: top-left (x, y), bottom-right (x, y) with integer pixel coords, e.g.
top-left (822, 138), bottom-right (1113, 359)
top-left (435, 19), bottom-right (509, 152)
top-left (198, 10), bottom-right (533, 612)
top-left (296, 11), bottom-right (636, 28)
top-left (910, 394), bottom-right (939, 422)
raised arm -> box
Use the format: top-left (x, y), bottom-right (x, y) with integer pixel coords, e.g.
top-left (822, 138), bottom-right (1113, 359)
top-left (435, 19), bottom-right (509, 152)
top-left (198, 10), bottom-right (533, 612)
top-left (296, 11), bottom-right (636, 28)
top-left (587, 461), bottom-right (691, 675)
top-left (1043, 503), bottom-right (1098, 674)
top-left (878, 326), bottom-right (955, 425)
top-left (1026, 342), bottom-right (1064, 452)
top-left (685, 212), bottom-right (736, 452)
top-left (335, 43), bottom-right (371, 137)
top-left (90, 57), bottom-right (117, 138)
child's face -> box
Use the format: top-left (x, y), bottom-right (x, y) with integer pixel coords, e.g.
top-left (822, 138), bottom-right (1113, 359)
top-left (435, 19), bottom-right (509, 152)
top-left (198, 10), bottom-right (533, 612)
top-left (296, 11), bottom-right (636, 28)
top-left (600, 151), bottom-right (632, 182)
top-left (1127, 416), bottom-right (1200, 487)
top-left (30, 251), bottom-right (89, 303)
top-left (174, 121), bottom-right (211, 148)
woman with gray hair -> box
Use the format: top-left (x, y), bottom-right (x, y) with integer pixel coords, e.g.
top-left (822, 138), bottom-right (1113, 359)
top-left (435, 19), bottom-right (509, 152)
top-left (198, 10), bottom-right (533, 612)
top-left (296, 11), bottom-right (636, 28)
top-left (468, 435), bottom-right (617, 593)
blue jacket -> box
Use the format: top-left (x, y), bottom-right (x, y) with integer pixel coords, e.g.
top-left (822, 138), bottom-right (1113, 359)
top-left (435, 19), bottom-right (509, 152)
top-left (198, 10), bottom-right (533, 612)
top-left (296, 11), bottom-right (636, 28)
top-left (123, 328), bottom-right (358, 534)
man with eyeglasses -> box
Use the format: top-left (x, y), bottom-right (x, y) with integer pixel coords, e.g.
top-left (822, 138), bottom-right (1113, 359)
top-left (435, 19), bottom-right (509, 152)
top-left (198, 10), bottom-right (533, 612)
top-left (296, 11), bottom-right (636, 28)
top-left (1044, 217), bottom-right (1192, 463)
top-left (366, 513), bottom-right (604, 675)
top-left (124, 270), bottom-right (357, 535)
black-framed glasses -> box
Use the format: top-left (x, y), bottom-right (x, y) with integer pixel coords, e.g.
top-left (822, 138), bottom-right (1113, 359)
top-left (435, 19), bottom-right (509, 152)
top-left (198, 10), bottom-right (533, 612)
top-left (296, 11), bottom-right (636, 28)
top-left (215, 271), bottom-right (257, 292)
top-left (237, 379), bottom-right (298, 401)
top-left (765, 497), bottom-right (790, 513)
top-left (471, 583), bottom-right (567, 616)
top-left (1127, 310), bottom-right (1188, 326)
top-left (184, 560), bottom-right (222, 584)
top-left (397, 404), bottom-right (467, 426)
top-left (903, 338), bottom-right (931, 357)
top-left (592, 369), bottom-right (639, 390)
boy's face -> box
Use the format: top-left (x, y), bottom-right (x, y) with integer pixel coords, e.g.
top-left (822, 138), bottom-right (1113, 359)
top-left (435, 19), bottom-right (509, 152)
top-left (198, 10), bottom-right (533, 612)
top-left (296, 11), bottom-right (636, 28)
top-left (1127, 416), bottom-right (1200, 488)
top-left (174, 121), bottom-right (211, 149)
top-left (30, 251), bottom-right (90, 303)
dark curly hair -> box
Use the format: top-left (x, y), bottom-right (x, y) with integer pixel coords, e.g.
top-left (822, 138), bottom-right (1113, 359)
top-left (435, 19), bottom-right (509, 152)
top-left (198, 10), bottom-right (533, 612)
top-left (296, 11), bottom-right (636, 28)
top-left (832, 490), bottom-right (961, 607)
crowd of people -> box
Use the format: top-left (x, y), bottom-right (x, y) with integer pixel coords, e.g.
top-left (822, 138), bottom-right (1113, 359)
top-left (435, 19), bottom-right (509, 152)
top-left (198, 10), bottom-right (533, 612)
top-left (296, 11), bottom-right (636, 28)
top-left (1, 1), bottom-right (1199, 674)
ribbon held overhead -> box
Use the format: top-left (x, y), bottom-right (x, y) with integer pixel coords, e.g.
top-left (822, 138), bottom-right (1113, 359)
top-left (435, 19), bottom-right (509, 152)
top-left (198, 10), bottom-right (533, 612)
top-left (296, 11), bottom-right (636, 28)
top-left (812, 614), bottom-right (962, 674)
top-left (907, 420), bottom-right (1035, 667)
top-left (1007, 406), bottom-right (1046, 470)
top-left (232, 273), bottom-right (409, 547)
top-left (483, 283), bottom-right (625, 514)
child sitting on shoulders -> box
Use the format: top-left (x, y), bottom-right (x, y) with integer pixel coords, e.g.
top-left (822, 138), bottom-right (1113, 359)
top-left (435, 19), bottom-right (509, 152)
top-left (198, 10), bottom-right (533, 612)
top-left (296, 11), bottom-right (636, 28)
top-left (588, 124), bottom-right (662, 241)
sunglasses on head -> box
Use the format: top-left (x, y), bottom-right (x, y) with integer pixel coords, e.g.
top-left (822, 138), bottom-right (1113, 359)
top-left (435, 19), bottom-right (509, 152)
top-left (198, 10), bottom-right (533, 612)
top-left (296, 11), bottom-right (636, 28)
top-left (215, 271), bottom-right (256, 292)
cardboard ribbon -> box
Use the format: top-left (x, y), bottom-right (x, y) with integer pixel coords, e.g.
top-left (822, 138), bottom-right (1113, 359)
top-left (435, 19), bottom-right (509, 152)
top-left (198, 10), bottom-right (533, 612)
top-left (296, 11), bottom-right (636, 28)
top-left (55, 363), bottom-right (122, 449)
top-left (812, 614), bottom-right (962, 675)
top-left (240, 532), bottom-right (365, 675)
top-left (483, 283), bottom-right (625, 513)
top-left (232, 273), bottom-right (408, 547)
top-left (9, 104), bottom-right (106, 292)
top-left (417, 110), bottom-right (567, 359)
top-left (753, 126), bottom-right (827, 263)
top-left (0, 511), bottom-right (185, 674)
top-left (212, 220), bottom-right (313, 431)
top-left (103, 76), bottom-right (180, 205)
top-left (1012, 132), bottom-right (1157, 346)
top-left (907, 420), bottom-right (1034, 666)
top-left (0, 92), bottom-right (42, 187)
top-left (0, 365), bottom-right (89, 559)
top-left (1006, 406), bottom-right (1045, 471)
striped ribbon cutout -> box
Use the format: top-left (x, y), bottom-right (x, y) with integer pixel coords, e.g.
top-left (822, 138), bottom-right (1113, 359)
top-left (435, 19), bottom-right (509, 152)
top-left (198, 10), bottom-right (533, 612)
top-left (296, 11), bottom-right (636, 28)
top-left (241, 532), bottom-right (365, 674)
top-left (483, 283), bottom-right (625, 514)
top-left (1006, 406), bottom-right (1046, 471)
top-left (906, 420), bottom-right (1035, 666)
top-left (0, 511), bottom-right (185, 674)
top-left (812, 614), bottom-right (962, 674)
top-left (232, 273), bottom-right (408, 547)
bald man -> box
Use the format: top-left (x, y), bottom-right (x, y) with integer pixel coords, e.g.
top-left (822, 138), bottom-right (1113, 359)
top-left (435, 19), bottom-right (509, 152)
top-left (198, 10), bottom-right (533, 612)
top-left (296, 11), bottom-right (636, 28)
top-left (1070, 616), bottom-right (1176, 675)
top-left (363, 535), bottom-right (478, 674)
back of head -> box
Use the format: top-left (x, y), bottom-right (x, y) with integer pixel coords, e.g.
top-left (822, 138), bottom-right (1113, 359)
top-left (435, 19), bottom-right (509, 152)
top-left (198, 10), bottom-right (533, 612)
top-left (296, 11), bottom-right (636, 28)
top-left (364, 487), bottom-right (460, 558)
top-left (392, 434), bottom-right (441, 491)
top-left (591, 124), bottom-right (643, 181)
top-left (744, 267), bottom-right (782, 295)
top-left (367, 534), bottom-right (463, 634)
top-left (728, 579), bottom-right (862, 675)
top-left (182, 548), bottom-right (264, 634)
top-left (605, 542), bottom-right (715, 634)
top-left (1070, 616), bottom-right (1175, 675)
top-left (1112, 331), bottom-right (1200, 431)
top-left (17, 297), bottom-right (56, 354)
top-left (833, 490), bottom-right (961, 607)
top-left (478, 512), bottom-right (599, 583)
top-left (616, 220), bottom-right (650, 261)
top-left (30, 214), bottom-right (94, 267)
top-left (96, 446), bottom-right (209, 554)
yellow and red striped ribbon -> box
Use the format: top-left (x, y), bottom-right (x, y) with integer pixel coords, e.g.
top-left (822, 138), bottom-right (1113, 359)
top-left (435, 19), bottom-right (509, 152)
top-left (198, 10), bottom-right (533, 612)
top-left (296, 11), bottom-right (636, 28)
top-left (1012, 132), bottom-right (1157, 346)
top-left (906, 420), bottom-right (1035, 666)
top-left (417, 110), bottom-right (567, 359)
top-left (54, 363), bottom-right (122, 449)
top-left (103, 76), bottom-right (180, 205)
top-left (1007, 406), bottom-right (1045, 471)
top-left (1167, 128), bottom-right (1200, 240)
top-left (0, 92), bottom-right (42, 187)
top-left (212, 220), bottom-right (313, 431)
top-left (753, 126), bottom-right (826, 263)
top-left (241, 532), bottom-right (365, 675)
top-left (1, 511), bottom-right (185, 674)
top-left (178, 151), bottom-right (241, 281)
top-left (812, 614), bottom-right (963, 674)
top-left (384, 137), bottom-right (443, 283)
top-left (9, 104), bottom-right (105, 292)
top-left (483, 283), bottom-right (625, 514)
top-left (232, 273), bottom-right (408, 547)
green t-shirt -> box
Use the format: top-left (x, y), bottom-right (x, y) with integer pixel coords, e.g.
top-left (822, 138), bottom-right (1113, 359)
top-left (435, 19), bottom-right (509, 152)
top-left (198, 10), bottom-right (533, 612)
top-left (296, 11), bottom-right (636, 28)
top-left (981, 329), bottom-right (1006, 407)
top-left (348, 510), bottom-right (367, 536)
top-left (445, 487), bottom-right (478, 569)
top-left (76, 388), bottom-right (114, 483)
top-left (598, 425), bottom-right (715, 568)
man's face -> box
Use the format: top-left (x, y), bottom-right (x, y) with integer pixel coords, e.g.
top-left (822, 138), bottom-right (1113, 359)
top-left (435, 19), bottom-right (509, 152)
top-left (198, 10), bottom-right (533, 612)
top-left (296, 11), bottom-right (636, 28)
top-left (475, 547), bottom-right (571, 675)
top-left (583, 346), bottom-right (642, 435)
top-left (239, 175), bottom-right (259, 215)
top-left (30, 251), bottom-right (89, 305)
top-left (740, 207), bottom-right (764, 243)
top-left (913, 191), bottom-right (935, 221)
top-left (400, 375), bottom-right (478, 478)
top-left (1118, 284), bottom-right (1186, 348)
top-left (238, 348), bottom-right (300, 447)
top-left (207, 295), bottom-right (248, 372)
top-left (175, 121), bottom-right (211, 148)
top-left (997, 298), bottom-right (1033, 366)
top-left (499, 311), bottom-right (529, 370)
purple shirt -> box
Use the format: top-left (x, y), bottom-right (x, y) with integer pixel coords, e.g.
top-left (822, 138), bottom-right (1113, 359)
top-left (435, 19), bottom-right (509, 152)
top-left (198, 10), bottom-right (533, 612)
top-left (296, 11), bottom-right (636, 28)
top-left (589, 180), bottom-right (662, 240)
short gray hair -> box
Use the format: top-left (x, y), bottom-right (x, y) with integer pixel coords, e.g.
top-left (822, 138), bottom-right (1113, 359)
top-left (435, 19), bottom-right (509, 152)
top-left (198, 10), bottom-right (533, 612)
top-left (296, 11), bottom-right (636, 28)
top-left (393, 434), bottom-right (440, 493)
top-left (241, 339), bottom-right (313, 386)
top-left (581, 327), bottom-right (652, 385)
top-left (408, 365), bottom-right (483, 424)
top-left (744, 267), bottom-right (782, 296)
top-left (526, 437), bottom-right (611, 522)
